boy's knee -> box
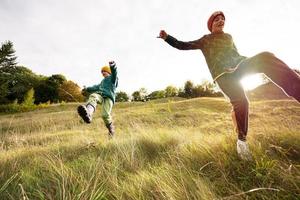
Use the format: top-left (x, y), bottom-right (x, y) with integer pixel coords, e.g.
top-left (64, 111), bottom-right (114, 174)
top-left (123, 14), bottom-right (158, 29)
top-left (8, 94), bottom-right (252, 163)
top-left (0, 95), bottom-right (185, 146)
top-left (258, 51), bottom-right (274, 58)
top-left (256, 52), bottom-right (276, 63)
top-left (89, 93), bottom-right (103, 104)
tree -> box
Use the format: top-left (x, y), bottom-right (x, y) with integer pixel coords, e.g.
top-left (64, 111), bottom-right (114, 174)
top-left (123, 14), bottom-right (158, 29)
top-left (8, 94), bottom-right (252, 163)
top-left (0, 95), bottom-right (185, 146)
top-left (34, 74), bottom-right (67, 104)
top-left (147, 90), bottom-right (165, 100)
top-left (45, 74), bottom-right (67, 103)
top-left (139, 88), bottom-right (148, 101)
top-left (132, 91), bottom-right (142, 101)
top-left (0, 82), bottom-right (9, 104)
top-left (178, 87), bottom-right (185, 97)
top-left (192, 85), bottom-right (205, 97)
top-left (183, 80), bottom-right (194, 98)
top-left (34, 81), bottom-right (53, 104)
top-left (48, 74), bottom-right (66, 85)
top-left (199, 80), bottom-right (215, 96)
top-left (0, 66), bottom-right (41, 104)
top-left (132, 88), bottom-right (148, 101)
top-left (58, 80), bottom-right (84, 102)
top-left (165, 85), bottom-right (178, 97)
top-left (0, 41), bottom-right (17, 68)
top-left (116, 91), bottom-right (129, 102)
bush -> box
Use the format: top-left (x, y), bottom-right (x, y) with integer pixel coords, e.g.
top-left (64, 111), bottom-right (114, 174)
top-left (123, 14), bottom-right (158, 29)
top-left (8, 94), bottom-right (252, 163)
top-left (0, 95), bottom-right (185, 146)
top-left (0, 102), bottom-right (49, 114)
top-left (22, 88), bottom-right (35, 106)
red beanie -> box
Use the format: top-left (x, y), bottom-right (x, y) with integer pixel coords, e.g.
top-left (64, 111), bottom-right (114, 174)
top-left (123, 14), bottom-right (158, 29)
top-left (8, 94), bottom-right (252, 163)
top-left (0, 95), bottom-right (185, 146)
top-left (207, 11), bottom-right (225, 32)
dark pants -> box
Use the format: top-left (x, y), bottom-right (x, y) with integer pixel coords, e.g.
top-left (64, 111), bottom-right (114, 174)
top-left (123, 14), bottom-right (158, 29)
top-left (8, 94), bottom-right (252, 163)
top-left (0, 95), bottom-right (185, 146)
top-left (216, 52), bottom-right (300, 141)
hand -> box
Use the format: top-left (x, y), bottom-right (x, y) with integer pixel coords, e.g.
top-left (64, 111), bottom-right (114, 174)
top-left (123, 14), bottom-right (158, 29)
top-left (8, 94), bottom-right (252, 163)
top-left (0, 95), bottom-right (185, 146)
top-left (157, 30), bottom-right (168, 40)
top-left (81, 87), bottom-right (88, 96)
top-left (109, 61), bottom-right (116, 66)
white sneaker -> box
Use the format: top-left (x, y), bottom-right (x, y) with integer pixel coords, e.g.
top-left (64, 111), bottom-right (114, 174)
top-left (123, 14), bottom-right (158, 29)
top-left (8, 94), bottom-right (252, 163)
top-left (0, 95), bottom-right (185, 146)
top-left (237, 139), bottom-right (252, 161)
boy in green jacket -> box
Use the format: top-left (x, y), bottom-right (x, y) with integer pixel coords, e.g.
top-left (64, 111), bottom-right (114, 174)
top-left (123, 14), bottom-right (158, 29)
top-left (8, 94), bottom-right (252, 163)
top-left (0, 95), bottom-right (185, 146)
top-left (77, 61), bottom-right (118, 138)
top-left (158, 11), bottom-right (300, 160)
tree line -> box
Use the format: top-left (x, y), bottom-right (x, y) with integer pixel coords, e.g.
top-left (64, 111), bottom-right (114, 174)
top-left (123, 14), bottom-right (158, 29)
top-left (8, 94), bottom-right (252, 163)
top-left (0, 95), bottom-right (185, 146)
top-left (0, 40), bottom-right (222, 105)
top-left (0, 41), bottom-right (84, 105)
top-left (127, 80), bottom-right (222, 102)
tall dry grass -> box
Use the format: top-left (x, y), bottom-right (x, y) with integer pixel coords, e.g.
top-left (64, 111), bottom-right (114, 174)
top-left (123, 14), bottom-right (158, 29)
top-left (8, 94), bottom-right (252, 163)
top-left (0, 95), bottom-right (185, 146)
top-left (0, 98), bottom-right (299, 199)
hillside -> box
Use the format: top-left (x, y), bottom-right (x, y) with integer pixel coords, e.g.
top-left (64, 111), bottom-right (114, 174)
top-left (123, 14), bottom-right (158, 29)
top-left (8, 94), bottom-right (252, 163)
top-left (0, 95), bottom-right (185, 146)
top-left (0, 98), bottom-right (299, 199)
top-left (247, 82), bottom-right (292, 100)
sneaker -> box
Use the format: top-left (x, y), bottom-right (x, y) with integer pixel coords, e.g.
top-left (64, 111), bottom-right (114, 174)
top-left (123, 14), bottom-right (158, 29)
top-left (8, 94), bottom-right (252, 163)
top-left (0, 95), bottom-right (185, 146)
top-left (77, 105), bottom-right (92, 123)
top-left (237, 139), bottom-right (252, 161)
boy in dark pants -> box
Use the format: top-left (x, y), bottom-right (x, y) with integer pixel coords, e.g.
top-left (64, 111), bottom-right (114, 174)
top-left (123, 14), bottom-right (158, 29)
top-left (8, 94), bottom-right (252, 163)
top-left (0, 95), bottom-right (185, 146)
top-left (78, 61), bottom-right (118, 138)
top-left (158, 11), bottom-right (300, 160)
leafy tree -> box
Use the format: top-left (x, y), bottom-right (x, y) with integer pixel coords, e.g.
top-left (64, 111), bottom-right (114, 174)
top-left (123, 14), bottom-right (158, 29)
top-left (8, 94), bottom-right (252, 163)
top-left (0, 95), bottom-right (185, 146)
top-left (0, 66), bottom-right (41, 103)
top-left (0, 82), bottom-right (9, 104)
top-left (132, 91), bottom-right (142, 101)
top-left (116, 91), bottom-right (129, 102)
top-left (34, 81), bottom-right (53, 104)
top-left (165, 85), bottom-right (178, 97)
top-left (48, 74), bottom-right (66, 85)
top-left (147, 90), bottom-right (165, 100)
top-left (35, 75), bottom-right (64, 103)
top-left (177, 87), bottom-right (184, 97)
top-left (0, 41), bottom-right (17, 68)
top-left (34, 74), bottom-right (67, 104)
top-left (192, 85), bottom-right (205, 97)
top-left (58, 80), bottom-right (84, 102)
top-left (132, 88), bottom-right (148, 101)
top-left (200, 80), bottom-right (223, 97)
top-left (139, 88), bottom-right (148, 100)
top-left (183, 80), bottom-right (194, 98)
top-left (178, 80), bottom-right (222, 98)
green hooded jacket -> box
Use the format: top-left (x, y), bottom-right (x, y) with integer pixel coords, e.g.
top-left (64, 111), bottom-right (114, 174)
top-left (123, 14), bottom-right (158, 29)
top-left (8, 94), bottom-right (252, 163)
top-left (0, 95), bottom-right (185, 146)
top-left (86, 63), bottom-right (118, 103)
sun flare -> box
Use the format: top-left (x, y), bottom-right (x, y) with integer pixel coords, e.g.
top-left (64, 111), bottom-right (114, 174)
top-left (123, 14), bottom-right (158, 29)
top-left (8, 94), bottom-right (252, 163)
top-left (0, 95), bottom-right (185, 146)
top-left (240, 74), bottom-right (265, 91)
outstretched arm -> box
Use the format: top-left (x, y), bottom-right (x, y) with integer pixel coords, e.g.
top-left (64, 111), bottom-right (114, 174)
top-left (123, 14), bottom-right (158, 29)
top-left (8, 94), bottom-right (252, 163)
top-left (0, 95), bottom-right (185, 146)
top-left (158, 30), bottom-right (203, 50)
top-left (86, 84), bottom-right (101, 93)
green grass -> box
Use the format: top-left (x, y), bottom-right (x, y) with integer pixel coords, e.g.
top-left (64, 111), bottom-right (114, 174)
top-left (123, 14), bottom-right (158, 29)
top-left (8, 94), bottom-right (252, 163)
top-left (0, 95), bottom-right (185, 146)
top-left (0, 97), bottom-right (299, 199)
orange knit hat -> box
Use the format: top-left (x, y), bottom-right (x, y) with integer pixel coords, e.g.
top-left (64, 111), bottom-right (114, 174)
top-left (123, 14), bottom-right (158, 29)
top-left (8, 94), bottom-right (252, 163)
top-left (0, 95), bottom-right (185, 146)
top-left (207, 11), bottom-right (225, 32)
top-left (101, 66), bottom-right (111, 74)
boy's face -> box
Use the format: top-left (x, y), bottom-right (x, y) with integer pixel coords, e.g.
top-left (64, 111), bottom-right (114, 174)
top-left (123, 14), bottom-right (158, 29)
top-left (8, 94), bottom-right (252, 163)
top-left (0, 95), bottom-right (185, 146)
top-left (102, 71), bottom-right (110, 77)
top-left (211, 15), bottom-right (225, 33)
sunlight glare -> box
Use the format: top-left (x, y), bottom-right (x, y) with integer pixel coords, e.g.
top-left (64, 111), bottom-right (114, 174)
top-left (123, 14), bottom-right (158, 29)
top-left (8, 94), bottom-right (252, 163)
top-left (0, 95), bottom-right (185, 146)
top-left (240, 74), bottom-right (265, 91)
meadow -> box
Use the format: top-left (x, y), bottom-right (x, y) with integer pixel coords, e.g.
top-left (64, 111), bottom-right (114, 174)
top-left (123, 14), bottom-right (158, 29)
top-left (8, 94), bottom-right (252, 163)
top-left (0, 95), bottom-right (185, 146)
top-left (0, 97), bottom-right (299, 200)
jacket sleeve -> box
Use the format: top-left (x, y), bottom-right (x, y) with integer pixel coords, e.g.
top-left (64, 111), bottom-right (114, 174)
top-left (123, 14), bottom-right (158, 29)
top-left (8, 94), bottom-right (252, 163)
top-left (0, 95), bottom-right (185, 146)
top-left (86, 84), bottom-right (101, 93)
top-left (109, 62), bottom-right (118, 85)
top-left (165, 35), bottom-right (203, 50)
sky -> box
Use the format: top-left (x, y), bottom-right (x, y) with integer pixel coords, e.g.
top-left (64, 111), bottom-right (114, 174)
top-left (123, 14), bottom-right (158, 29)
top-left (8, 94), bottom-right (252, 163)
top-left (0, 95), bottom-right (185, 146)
top-left (1, 0), bottom-right (300, 94)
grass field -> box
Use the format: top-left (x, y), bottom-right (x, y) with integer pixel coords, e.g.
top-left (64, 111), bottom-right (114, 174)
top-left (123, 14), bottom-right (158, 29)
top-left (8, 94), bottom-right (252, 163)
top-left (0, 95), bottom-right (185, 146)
top-left (0, 97), bottom-right (299, 200)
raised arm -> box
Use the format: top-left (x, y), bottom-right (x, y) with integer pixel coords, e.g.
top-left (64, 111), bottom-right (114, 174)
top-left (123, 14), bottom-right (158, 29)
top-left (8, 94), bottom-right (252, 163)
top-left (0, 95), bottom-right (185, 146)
top-left (109, 61), bottom-right (118, 85)
top-left (158, 30), bottom-right (203, 50)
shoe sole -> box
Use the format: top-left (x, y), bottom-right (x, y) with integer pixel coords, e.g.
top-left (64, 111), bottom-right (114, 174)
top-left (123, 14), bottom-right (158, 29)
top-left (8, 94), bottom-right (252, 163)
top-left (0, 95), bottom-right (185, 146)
top-left (77, 105), bottom-right (91, 123)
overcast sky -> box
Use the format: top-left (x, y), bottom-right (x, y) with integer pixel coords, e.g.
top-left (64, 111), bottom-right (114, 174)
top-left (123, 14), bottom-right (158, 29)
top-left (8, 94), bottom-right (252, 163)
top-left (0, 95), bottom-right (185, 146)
top-left (1, 0), bottom-right (300, 94)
